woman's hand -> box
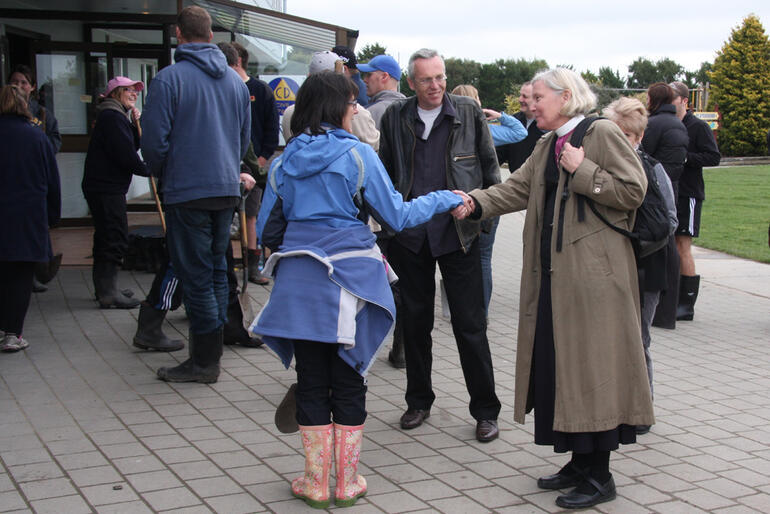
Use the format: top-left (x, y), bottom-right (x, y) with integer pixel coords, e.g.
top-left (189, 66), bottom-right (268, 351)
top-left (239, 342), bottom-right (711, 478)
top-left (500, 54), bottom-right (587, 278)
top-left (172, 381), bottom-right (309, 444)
top-left (130, 107), bottom-right (141, 124)
top-left (560, 142), bottom-right (585, 174)
top-left (482, 108), bottom-right (501, 121)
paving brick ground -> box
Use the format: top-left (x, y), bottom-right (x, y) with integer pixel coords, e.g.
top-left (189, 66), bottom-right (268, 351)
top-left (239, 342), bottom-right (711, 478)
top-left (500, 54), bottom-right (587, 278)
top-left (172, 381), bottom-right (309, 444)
top-left (1, 211), bottom-right (769, 513)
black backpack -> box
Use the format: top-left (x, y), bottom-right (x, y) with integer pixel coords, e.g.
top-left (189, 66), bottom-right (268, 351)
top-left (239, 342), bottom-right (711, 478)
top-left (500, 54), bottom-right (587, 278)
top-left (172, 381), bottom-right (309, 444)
top-left (567, 117), bottom-right (672, 258)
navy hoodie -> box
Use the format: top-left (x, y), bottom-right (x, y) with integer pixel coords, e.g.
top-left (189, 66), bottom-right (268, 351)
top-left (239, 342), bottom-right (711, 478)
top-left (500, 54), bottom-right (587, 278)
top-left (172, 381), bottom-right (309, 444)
top-left (141, 43), bottom-right (251, 205)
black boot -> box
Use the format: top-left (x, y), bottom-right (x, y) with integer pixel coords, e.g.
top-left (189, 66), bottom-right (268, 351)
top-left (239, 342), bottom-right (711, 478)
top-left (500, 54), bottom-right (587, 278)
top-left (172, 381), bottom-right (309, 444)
top-left (133, 302), bottom-right (185, 352)
top-left (676, 274), bottom-right (700, 321)
top-left (247, 249), bottom-right (270, 285)
top-left (94, 261), bottom-right (140, 309)
top-left (223, 300), bottom-right (263, 348)
top-left (156, 328), bottom-right (222, 383)
top-left (388, 318), bottom-right (406, 369)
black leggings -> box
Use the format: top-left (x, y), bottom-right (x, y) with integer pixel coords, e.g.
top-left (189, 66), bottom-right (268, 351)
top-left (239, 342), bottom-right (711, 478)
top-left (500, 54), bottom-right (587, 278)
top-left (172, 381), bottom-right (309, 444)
top-left (0, 261), bottom-right (35, 335)
top-left (293, 340), bottom-right (367, 426)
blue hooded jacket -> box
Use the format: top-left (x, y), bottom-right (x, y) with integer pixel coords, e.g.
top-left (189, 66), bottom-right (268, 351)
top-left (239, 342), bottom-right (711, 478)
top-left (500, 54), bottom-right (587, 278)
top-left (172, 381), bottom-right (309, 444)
top-left (251, 128), bottom-right (462, 376)
top-left (140, 43), bottom-right (250, 205)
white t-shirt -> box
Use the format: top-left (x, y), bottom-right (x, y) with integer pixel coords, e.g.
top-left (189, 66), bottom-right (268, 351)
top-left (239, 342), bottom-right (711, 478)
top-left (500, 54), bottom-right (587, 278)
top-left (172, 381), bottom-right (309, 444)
top-left (417, 105), bottom-right (442, 140)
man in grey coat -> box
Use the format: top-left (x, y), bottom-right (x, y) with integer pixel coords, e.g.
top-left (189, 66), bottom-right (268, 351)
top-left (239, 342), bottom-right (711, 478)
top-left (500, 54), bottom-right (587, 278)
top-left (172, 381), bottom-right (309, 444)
top-left (359, 54), bottom-right (406, 129)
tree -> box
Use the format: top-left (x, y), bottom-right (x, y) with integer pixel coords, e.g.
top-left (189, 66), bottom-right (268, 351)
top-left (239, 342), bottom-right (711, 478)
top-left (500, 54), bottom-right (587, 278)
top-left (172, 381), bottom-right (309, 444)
top-left (598, 67), bottom-right (625, 88)
top-left (444, 57), bottom-right (482, 92)
top-left (710, 14), bottom-right (770, 156)
top-left (479, 58), bottom-right (548, 111)
top-left (581, 70), bottom-right (599, 84)
top-left (356, 43), bottom-right (387, 63)
top-left (626, 57), bottom-right (684, 89)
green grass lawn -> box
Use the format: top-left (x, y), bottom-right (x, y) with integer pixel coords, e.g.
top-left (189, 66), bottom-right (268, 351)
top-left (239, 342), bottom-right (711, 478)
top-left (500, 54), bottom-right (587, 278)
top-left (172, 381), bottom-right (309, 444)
top-left (697, 165), bottom-right (770, 263)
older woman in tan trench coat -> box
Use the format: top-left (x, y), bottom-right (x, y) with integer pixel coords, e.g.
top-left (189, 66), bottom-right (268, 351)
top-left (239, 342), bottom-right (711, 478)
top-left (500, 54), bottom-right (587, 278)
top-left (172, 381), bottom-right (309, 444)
top-left (454, 68), bottom-right (654, 510)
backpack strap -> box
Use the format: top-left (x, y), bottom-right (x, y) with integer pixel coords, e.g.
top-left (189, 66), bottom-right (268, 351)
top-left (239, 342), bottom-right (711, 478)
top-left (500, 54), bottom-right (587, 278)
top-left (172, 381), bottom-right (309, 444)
top-left (555, 116), bottom-right (602, 252)
top-left (350, 147), bottom-right (365, 202)
top-left (269, 157), bottom-right (283, 197)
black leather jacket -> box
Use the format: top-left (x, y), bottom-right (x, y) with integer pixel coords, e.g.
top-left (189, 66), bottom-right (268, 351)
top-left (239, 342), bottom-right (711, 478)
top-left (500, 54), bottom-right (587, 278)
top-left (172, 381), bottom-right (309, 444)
top-left (378, 94), bottom-right (501, 252)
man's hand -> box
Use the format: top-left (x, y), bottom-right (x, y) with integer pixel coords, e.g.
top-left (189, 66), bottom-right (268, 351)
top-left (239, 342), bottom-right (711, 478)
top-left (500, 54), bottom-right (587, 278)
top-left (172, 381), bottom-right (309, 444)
top-left (257, 156), bottom-right (267, 169)
top-left (240, 172), bottom-right (256, 191)
top-left (450, 190), bottom-right (475, 219)
top-left (560, 142), bottom-right (585, 174)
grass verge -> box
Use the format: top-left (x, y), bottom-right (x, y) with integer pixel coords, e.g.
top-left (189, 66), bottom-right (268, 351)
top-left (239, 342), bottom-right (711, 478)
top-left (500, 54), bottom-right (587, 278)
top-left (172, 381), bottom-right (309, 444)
top-left (698, 165), bottom-right (770, 263)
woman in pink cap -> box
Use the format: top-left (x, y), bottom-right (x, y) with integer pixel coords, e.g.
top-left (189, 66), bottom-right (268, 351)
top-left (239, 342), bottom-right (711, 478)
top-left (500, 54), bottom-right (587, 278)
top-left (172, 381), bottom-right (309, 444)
top-left (82, 76), bottom-right (150, 309)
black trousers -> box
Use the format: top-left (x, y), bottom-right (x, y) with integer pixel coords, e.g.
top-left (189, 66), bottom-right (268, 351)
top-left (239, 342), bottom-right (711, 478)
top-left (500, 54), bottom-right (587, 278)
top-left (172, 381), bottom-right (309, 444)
top-left (85, 193), bottom-right (128, 266)
top-left (293, 340), bottom-right (367, 426)
top-left (0, 261), bottom-right (35, 335)
top-left (387, 237), bottom-right (501, 421)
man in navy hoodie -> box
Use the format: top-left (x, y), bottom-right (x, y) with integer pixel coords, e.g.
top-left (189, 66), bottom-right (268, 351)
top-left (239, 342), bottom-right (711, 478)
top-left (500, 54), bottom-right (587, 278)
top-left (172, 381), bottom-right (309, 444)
top-left (141, 6), bottom-right (251, 383)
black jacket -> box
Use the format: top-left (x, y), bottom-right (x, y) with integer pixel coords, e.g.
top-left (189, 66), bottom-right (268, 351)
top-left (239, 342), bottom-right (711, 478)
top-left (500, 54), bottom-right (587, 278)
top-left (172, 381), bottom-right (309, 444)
top-left (246, 77), bottom-right (279, 160)
top-left (82, 100), bottom-right (149, 195)
top-left (0, 115), bottom-right (61, 262)
top-left (641, 104), bottom-right (688, 188)
top-left (378, 94), bottom-right (501, 252)
top-left (679, 111), bottom-right (720, 199)
top-left (496, 111), bottom-right (545, 171)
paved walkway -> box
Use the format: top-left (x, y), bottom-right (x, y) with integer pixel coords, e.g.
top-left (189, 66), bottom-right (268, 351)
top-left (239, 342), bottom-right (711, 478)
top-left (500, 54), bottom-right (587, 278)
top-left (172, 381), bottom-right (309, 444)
top-left (1, 212), bottom-right (769, 513)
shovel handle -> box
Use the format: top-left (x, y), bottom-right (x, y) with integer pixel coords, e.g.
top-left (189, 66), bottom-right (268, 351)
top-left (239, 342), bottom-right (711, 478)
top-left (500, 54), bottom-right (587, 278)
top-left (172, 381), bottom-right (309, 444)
top-left (149, 176), bottom-right (166, 234)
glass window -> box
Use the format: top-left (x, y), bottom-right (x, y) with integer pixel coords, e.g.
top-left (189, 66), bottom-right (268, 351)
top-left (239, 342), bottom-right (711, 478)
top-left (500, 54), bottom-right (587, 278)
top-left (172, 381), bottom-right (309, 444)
top-left (35, 53), bottom-right (87, 135)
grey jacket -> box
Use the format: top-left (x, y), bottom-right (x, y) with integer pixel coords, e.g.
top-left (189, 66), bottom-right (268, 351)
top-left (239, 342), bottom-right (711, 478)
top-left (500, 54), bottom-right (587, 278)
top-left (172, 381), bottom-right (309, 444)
top-left (378, 93), bottom-right (500, 252)
top-left (366, 89), bottom-right (406, 129)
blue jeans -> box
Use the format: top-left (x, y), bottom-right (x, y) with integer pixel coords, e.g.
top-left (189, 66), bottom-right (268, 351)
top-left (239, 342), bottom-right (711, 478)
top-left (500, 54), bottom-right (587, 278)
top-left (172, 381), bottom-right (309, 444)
top-left (165, 205), bottom-right (232, 335)
top-left (479, 217), bottom-right (499, 315)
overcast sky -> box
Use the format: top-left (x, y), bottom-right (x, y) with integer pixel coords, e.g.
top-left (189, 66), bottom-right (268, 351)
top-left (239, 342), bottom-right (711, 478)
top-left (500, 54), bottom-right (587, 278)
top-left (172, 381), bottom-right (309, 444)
top-left (285, 1), bottom-right (769, 79)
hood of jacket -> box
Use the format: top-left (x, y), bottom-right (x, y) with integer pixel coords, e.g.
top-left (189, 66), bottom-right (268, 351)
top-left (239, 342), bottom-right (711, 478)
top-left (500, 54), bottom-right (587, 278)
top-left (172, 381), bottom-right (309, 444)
top-left (96, 97), bottom-right (130, 118)
top-left (280, 128), bottom-right (358, 180)
top-left (174, 43), bottom-right (227, 79)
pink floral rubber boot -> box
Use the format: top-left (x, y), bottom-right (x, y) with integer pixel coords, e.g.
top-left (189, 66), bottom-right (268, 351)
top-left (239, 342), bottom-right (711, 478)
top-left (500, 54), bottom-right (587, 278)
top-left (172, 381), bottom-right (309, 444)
top-left (292, 424), bottom-right (333, 508)
top-left (334, 423), bottom-right (367, 507)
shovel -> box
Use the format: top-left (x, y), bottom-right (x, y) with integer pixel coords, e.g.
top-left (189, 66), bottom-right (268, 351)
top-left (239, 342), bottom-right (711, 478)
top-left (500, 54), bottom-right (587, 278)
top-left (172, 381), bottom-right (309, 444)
top-left (238, 182), bottom-right (256, 330)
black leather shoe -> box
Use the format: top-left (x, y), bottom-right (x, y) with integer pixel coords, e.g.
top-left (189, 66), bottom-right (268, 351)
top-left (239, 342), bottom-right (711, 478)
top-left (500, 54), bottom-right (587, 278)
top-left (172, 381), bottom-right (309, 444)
top-left (556, 476), bottom-right (616, 509)
top-left (537, 467), bottom-right (583, 490)
top-left (475, 419), bottom-right (499, 442)
top-left (400, 409), bottom-right (430, 429)
top-left (636, 424), bottom-right (651, 435)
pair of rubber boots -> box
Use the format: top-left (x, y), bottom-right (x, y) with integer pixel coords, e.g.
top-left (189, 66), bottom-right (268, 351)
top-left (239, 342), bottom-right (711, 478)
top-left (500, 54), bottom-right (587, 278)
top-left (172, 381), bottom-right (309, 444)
top-left (292, 424), bottom-right (367, 509)
top-left (676, 275), bottom-right (700, 321)
top-left (93, 261), bottom-right (140, 309)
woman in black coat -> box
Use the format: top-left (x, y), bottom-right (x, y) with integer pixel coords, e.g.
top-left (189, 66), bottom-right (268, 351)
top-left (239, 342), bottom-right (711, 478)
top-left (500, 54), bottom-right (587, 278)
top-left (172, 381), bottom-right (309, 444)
top-left (641, 82), bottom-right (689, 329)
top-left (82, 76), bottom-right (150, 309)
top-left (0, 85), bottom-right (61, 352)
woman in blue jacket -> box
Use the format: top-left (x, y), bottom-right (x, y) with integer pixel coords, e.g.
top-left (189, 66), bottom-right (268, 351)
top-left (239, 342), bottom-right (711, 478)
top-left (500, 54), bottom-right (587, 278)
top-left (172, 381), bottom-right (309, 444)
top-left (251, 72), bottom-right (463, 509)
top-left (0, 85), bottom-right (61, 352)
top-left (82, 76), bottom-right (150, 309)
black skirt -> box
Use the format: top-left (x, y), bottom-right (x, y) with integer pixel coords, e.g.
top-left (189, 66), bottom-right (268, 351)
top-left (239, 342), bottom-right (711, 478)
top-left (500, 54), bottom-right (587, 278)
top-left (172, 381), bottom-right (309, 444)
top-left (532, 273), bottom-right (637, 453)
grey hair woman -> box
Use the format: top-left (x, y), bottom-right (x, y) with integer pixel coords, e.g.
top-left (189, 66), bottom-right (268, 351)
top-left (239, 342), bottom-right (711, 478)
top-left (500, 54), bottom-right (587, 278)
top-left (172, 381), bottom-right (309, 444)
top-left (454, 68), bottom-right (653, 509)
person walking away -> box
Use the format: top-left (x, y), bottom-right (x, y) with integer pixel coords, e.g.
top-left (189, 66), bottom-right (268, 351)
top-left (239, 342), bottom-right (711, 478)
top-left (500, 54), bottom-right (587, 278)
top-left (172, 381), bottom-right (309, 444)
top-left (0, 85), bottom-right (61, 352)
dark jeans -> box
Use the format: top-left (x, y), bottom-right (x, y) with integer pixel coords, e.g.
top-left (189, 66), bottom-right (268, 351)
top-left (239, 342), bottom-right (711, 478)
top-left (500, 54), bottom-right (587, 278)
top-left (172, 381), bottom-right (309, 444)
top-left (479, 217), bottom-right (500, 316)
top-left (0, 261), bottom-right (35, 335)
top-left (165, 205), bottom-right (231, 335)
top-left (388, 237), bottom-right (501, 421)
top-left (84, 193), bottom-right (128, 265)
top-left (294, 340), bottom-right (367, 426)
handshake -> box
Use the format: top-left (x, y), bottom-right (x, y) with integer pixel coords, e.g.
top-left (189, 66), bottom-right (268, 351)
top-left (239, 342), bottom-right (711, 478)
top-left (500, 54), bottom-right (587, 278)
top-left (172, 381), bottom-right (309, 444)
top-left (450, 190), bottom-right (476, 220)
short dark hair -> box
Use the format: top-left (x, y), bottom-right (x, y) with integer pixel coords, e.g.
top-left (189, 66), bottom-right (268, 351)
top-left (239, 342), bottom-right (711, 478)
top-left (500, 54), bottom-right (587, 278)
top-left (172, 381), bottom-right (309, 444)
top-left (231, 42), bottom-right (249, 68)
top-left (216, 42), bottom-right (238, 67)
top-left (290, 72), bottom-right (358, 136)
top-left (646, 82), bottom-right (674, 114)
top-left (177, 6), bottom-right (211, 42)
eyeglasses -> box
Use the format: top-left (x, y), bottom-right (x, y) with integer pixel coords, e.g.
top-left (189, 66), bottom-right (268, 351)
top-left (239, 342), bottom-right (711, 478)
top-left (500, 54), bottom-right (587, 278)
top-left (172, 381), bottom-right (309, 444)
top-left (347, 100), bottom-right (357, 106)
top-left (415, 75), bottom-right (446, 87)
top-left (122, 88), bottom-right (139, 94)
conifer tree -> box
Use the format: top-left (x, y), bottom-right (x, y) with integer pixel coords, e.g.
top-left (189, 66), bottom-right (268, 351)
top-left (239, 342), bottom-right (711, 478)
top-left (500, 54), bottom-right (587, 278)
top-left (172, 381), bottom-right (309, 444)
top-left (710, 14), bottom-right (770, 156)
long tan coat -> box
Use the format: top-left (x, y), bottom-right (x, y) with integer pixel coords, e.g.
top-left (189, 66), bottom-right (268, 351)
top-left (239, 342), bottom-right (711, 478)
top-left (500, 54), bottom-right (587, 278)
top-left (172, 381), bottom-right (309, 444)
top-left (471, 118), bottom-right (655, 433)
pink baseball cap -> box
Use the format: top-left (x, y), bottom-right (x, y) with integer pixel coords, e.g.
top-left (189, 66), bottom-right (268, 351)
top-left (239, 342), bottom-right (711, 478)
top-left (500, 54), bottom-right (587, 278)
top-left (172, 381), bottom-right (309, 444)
top-left (102, 76), bottom-right (144, 97)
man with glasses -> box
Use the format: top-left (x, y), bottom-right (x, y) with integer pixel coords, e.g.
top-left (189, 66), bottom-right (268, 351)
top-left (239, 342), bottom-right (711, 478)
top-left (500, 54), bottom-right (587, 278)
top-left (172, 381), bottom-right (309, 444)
top-left (378, 48), bottom-right (502, 442)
